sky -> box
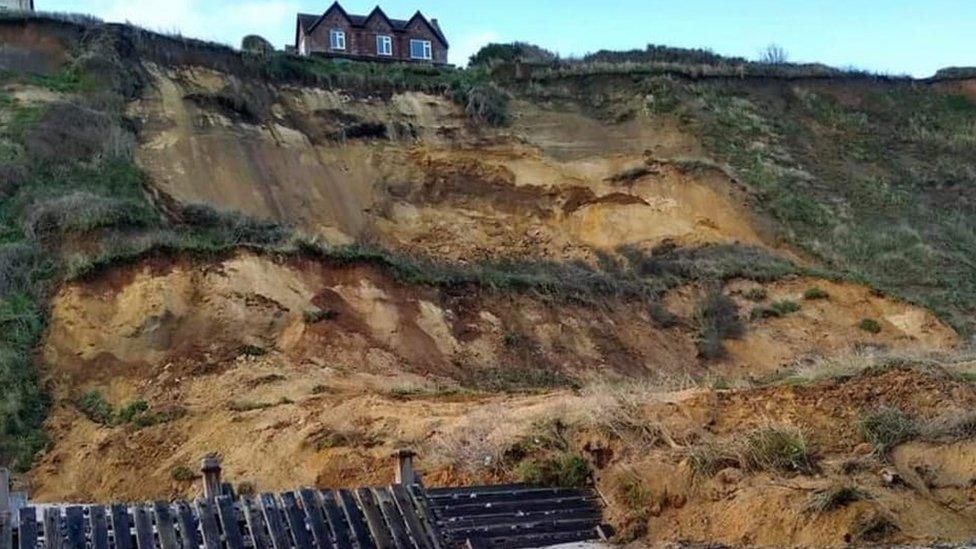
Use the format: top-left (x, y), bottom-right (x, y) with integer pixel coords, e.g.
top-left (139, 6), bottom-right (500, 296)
top-left (34, 0), bottom-right (976, 77)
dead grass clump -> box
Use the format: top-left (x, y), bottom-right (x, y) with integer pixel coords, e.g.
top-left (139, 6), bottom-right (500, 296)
top-left (689, 424), bottom-right (816, 477)
top-left (688, 440), bottom-right (739, 478)
top-left (852, 512), bottom-right (899, 543)
top-left (920, 410), bottom-right (976, 442)
top-left (804, 485), bottom-right (871, 514)
top-left (858, 406), bottom-right (919, 456)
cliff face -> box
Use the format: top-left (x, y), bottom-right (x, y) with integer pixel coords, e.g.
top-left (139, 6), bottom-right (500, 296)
top-left (3, 15), bottom-right (976, 547)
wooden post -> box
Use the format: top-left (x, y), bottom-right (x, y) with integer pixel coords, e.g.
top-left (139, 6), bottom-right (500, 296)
top-left (392, 449), bottom-right (417, 486)
top-left (200, 456), bottom-right (222, 501)
top-left (0, 468), bottom-right (11, 549)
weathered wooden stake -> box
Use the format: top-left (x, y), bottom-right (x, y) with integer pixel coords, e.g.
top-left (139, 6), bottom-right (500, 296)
top-left (200, 456), bottom-right (222, 501)
top-left (0, 468), bottom-right (11, 549)
top-left (392, 449), bottom-right (417, 485)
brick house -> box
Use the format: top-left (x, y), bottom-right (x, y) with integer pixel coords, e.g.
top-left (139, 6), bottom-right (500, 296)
top-left (295, 2), bottom-right (448, 64)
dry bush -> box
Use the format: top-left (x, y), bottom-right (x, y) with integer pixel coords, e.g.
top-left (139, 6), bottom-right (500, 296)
top-left (23, 102), bottom-right (115, 163)
top-left (581, 379), bottom-right (693, 450)
top-left (921, 410), bottom-right (976, 442)
top-left (427, 405), bottom-right (512, 474)
top-left (859, 406), bottom-right (919, 456)
top-left (22, 191), bottom-right (148, 238)
top-left (689, 423), bottom-right (816, 477)
top-left (695, 288), bottom-right (744, 360)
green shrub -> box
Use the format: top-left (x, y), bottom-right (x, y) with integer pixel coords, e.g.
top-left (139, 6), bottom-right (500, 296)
top-left (744, 287), bottom-right (768, 302)
top-left (804, 485), bottom-right (870, 514)
top-left (116, 400), bottom-right (149, 424)
top-left (859, 406), bottom-right (918, 455)
top-left (803, 287), bottom-right (830, 300)
top-left (171, 465), bottom-right (196, 482)
top-left (468, 42), bottom-right (557, 67)
top-left (859, 318), bottom-right (882, 334)
top-left (517, 453), bottom-right (590, 488)
top-left (77, 390), bottom-right (114, 425)
top-left (751, 300), bottom-right (801, 320)
top-left (241, 35), bottom-right (274, 56)
top-left (695, 289), bottom-right (744, 360)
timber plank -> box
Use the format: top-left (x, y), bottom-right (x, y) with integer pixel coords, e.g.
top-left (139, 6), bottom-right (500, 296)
top-left (194, 499), bottom-right (222, 549)
top-left (42, 508), bottom-right (62, 549)
top-left (427, 489), bottom-right (586, 506)
top-left (132, 506), bottom-right (154, 549)
top-left (406, 485), bottom-right (441, 549)
top-left (436, 508), bottom-right (601, 530)
top-left (354, 489), bottom-right (393, 549)
top-left (337, 490), bottom-right (374, 549)
top-left (64, 506), bottom-right (85, 549)
top-left (89, 506), bottom-right (110, 549)
top-left (153, 502), bottom-right (179, 549)
top-left (259, 493), bottom-right (291, 549)
top-left (473, 528), bottom-right (598, 548)
top-left (434, 497), bottom-right (594, 518)
top-left (16, 507), bottom-right (36, 549)
top-left (371, 489), bottom-right (410, 549)
top-left (440, 517), bottom-right (600, 540)
top-left (110, 504), bottom-right (133, 549)
top-left (281, 491), bottom-right (312, 549)
top-left (425, 485), bottom-right (526, 497)
top-left (242, 498), bottom-right (272, 549)
top-left (320, 491), bottom-right (352, 549)
top-left (389, 486), bottom-right (431, 549)
top-left (173, 502), bottom-right (199, 549)
top-left (216, 496), bottom-right (245, 549)
top-left (296, 490), bottom-right (331, 549)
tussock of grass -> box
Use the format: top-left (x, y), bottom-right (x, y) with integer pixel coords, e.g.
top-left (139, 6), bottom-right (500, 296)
top-left (859, 406), bottom-right (919, 455)
top-left (740, 425), bottom-right (816, 474)
top-left (690, 424), bottom-right (816, 477)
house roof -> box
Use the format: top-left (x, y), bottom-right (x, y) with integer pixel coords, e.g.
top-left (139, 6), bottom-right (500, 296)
top-left (296, 2), bottom-right (448, 48)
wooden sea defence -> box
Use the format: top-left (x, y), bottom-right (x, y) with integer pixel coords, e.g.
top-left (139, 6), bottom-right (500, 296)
top-left (0, 453), bottom-right (610, 549)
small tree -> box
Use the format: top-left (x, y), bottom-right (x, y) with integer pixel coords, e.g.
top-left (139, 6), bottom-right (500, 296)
top-left (242, 35), bottom-right (274, 56)
top-left (759, 43), bottom-right (789, 65)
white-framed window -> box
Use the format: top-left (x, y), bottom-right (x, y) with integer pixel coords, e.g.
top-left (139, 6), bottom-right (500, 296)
top-left (377, 35), bottom-right (393, 56)
top-left (410, 39), bottom-right (432, 60)
top-left (330, 29), bottom-right (346, 50)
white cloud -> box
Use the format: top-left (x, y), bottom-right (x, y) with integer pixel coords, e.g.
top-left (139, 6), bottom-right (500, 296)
top-left (451, 30), bottom-right (500, 67)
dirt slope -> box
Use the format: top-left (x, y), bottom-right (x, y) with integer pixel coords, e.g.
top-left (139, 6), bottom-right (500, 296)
top-left (32, 252), bottom-right (954, 502)
top-left (130, 65), bottom-right (775, 262)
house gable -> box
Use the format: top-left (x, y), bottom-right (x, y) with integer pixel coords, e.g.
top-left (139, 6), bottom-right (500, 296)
top-left (295, 2), bottom-right (448, 63)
